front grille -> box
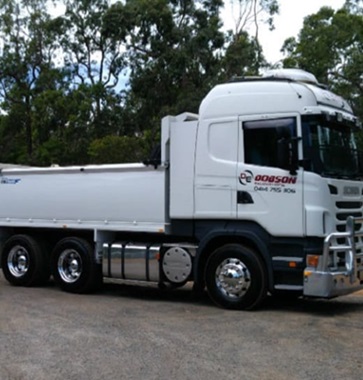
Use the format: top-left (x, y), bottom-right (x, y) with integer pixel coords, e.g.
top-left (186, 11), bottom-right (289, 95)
top-left (336, 212), bottom-right (362, 221)
top-left (325, 184), bottom-right (363, 274)
top-left (336, 201), bottom-right (362, 209)
top-left (329, 186), bottom-right (363, 252)
top-left (335, 201), bottom-right (362, 233)
top-left (334, 198), bottom-right (363, 256)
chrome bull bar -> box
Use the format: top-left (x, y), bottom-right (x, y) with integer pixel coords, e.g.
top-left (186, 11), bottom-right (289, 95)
top-left (304, 216), bottom-right (363, 298)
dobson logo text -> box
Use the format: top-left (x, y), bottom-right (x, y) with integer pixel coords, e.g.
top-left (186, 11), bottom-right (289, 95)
top-left (255, 175), bottom-right (297, 185)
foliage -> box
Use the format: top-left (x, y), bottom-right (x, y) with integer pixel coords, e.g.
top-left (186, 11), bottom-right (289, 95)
top-left (281, 0), bottom-right (363, 120)
top-left (103, 0), bottom-right (226, 137)
top-left (225, 0), bottom-right (278, 64)
top-left (222, 30), bottom-right (263, 79)
top-left (0, 0), bottom-right (277, 165)
top-left (88, 135), bottom-right (145, 164)
top-left (59, 0), bottom-right (127, 138)
top-left (0, 0), bottom-right (66, 163)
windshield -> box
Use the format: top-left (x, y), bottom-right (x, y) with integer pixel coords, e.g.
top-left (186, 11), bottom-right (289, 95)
top-left (302, 115), bottom-right (362, 179)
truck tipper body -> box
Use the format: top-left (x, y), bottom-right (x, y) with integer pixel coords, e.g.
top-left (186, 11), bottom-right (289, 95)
top-left (1, 69), bottom-right (362, 310)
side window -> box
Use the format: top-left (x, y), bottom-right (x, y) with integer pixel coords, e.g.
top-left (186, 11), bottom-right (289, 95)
top-left (243, 118), bottom-right (296, 168)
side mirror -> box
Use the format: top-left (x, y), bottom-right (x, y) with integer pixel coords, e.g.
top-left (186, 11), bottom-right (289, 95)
top-left (277, 137), bottom-right (299, 175)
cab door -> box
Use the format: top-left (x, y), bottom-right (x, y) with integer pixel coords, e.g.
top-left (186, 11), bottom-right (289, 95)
top-left (237, 115), bottom-right (304, 237)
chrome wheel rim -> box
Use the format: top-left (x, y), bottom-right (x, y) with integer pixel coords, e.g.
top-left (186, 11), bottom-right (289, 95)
top-left (215, 258), bottom-right (251, 299)
top-left (58, 249), bottom-right (82, 283)
top-left (7, 245), bottom-right (30, 277)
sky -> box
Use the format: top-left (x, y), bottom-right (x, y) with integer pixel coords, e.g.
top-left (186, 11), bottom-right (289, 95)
top-left (222, 0), bottom-right (346, 65)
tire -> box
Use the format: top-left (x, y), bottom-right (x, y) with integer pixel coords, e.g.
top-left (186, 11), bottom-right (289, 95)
top-left (1, 234), bottom-right (50, 287)
top-left (51, 237), bottom-right (102, 293)
top-left (205, 244), bottom-right (267, 310)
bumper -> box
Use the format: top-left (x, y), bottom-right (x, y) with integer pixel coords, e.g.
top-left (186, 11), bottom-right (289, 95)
top-left (303, 216), bottom-right (363, 298)
top-left (304, 270), bottom-right (363, 298)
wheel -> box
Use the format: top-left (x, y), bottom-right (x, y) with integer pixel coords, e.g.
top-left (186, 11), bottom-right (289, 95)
top-left (1, 234), bottom-right (50, 287)
top-left (205, 244), bottom-right (267, 310)
top-left (51, 237), bottom-right (102, 293)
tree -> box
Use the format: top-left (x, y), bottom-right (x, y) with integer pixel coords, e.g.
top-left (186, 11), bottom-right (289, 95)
top-left (221, 30), bottom-right (263, 80)
top-left (227, 0), bottom-right (279, 35)
top-left (0, 0), bottom-right (281, 165)
top-left (58, 0), bottom-right (127, 139)
top-left (225, 0), bottom-right (279, 67)
top-left (88, 135), bottom-right (145, 164)
top-left (0, 0), bottom-right (66, 163)
top-left (103, 0), bottom-right (225, 144)
top-left (281, 1), bottom-right (363, 120)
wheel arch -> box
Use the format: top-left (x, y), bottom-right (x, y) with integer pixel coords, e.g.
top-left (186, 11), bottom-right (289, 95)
top-left (194, 230), bottom-right (273, 293)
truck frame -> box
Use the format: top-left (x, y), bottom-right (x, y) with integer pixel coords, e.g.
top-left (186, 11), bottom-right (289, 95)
top-left (1, 69), bottom-right (362, 310)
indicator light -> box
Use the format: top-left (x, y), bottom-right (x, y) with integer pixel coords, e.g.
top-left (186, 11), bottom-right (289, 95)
top-left (306, 255), bottom-right (320, 268)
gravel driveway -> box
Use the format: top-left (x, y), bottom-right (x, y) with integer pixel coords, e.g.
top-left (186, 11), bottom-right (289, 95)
top-left (0, 272), bottom-right (362, 380)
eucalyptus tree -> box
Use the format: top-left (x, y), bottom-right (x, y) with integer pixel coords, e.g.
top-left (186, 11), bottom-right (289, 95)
top-left (102, 0), bottom-right (225, 150)
top-left (0, 0), bottom-right (66, 163)
top-left (58, 0), bottom-right (127, 139)
top-left (224, 0), bottom-right (279, 71)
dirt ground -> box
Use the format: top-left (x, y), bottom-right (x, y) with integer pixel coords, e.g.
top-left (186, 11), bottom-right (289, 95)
top-left (0, 272), bottom-right (362, 380)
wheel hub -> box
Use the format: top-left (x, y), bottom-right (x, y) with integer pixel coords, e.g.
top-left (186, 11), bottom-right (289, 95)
top-left (216, 258), bottom-right (251, 299)
top-left (58, 249), bottom-right (82, 283)
top-left (7, 246), bottom-right (29, 277)
top-left (70, 259), bottom-right (79, 272)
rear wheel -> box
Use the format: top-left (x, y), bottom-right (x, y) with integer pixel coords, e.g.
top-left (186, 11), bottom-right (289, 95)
top-left (51, 237), bottom-right (102, 293)
top-left (1, 234), bottom-right (50, 286)
top-left (205, 244), bottom-right (267, 310)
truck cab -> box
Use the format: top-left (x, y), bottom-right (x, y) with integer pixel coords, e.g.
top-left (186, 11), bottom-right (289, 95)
top-left (163, 69), bottom-right (363, 306)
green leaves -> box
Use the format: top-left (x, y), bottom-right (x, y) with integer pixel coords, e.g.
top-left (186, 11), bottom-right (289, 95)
top-left (0, 0), bottom-right (274, 166)
top-left (282, 2), bottom-right (363, 120)
top-left (88, 135), bottom-right (146, 164)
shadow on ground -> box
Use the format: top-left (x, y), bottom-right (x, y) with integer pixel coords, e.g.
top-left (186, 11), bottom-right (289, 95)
top-left (97, 279), bottom-right (363, 315)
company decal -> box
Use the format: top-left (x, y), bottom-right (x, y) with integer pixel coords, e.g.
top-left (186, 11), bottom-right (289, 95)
top-left (1, 177), bottom-right (21, 184)
top-left (239, 170), bottom-right (254, 185)
top-left (239, 170), bottom-right (297, 194)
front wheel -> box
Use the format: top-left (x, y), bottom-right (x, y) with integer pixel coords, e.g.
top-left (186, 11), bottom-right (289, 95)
top-left (51, 237), bottom-right (102, 293)
top-left (205, 244), bottom-right (267, 310)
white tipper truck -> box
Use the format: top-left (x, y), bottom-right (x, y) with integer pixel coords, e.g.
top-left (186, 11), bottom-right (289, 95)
top-left (1, 69), bottom-right (362, 310)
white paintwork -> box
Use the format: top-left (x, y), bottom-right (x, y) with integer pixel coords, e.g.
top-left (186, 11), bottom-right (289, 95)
top-left (262, 68), bottom-right (319, 84)
top-left (169, 118), bottom-right (198, 218)
top-left (304, 173), bottom-right (363, 237)
top-left (0, 164), bottom-right (165, 232)
top-left (199, 79), bottom-right (354, 122)
top-left (194, 117), bottom-right (239, 218)
top-left (237, 167), bottom-right (304, 237)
